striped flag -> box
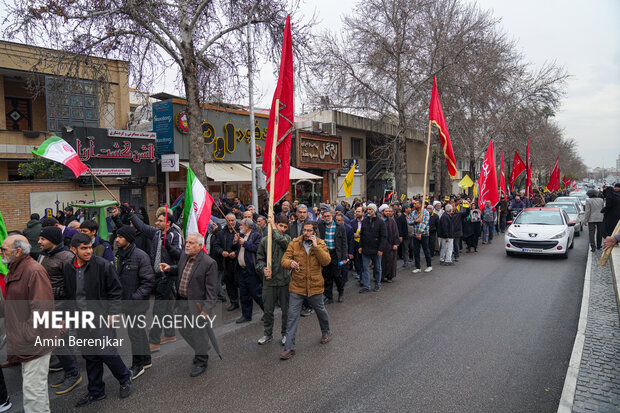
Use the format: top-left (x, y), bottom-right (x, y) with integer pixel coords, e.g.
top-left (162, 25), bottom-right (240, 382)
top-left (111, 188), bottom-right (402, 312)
top-left (0, 209), bottom-right (8, 296)
top-left (182, 167), bottom-right (214, 251)
top-left (31, 135), bottom-right (89, 177)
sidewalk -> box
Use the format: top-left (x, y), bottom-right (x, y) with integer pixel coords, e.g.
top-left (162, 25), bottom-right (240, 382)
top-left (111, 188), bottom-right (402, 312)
top-left (559, 248), bottom-right (620, 412)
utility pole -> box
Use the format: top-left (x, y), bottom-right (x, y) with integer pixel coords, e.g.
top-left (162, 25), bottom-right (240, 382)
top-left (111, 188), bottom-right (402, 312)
top-left (247, 17), bottom-right (259, 209)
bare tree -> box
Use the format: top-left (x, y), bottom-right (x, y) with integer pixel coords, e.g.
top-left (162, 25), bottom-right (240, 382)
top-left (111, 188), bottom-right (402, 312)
top-left (310, 0), bottom-right (571, 195)
top-left (2, 0), bottom-right (316, 184)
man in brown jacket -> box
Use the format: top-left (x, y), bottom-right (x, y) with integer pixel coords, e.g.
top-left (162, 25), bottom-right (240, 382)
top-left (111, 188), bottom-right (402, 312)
top-left (280, 221), bottom-right (332, 360)
top-left (1, 234), bottom-right (59, 413)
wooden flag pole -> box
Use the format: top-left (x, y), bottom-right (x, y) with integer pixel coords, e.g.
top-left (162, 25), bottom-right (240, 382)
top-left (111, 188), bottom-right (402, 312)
top-left (266, 99), bottom-right (280, 274)
top-left (88, 167), bottom-right (121, 205)
top-left (422, 121), bottom-right (432, 204)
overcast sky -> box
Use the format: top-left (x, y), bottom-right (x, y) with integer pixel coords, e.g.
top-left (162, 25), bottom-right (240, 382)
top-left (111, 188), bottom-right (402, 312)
top-left (255, 0), bottom-right (619, 170)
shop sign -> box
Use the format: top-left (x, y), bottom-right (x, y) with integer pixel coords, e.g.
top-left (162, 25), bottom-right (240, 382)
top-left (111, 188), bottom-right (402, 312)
top-left (203, 119), bottom-right (267, 161)
top-left (297, 132), bottom-right (341, 169)
top-left (62, 127), bottom-right (156, 177)
top-left (153, 101), bottom-right (174, 153)
top-left (161, 153), bottom-right (180, 172)
top-left (175, 111), bottom-right (189, 134)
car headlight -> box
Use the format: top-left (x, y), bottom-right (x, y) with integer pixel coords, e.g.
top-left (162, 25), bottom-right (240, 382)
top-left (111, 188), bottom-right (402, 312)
top-left (550, 230), bottom-right (566, 239)
top-left (506, 230), bottom-right (517, 238)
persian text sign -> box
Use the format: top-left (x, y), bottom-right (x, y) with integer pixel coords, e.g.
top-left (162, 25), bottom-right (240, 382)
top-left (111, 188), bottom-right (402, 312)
top-left (297, 132), bottom-right (341, 170)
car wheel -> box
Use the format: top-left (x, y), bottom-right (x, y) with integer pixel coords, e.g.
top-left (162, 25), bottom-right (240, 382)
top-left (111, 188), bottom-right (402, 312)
top-left (575, 229), bottom-right (580, 237)
top-left (569, 238), bottom-right (574, 249)
top-left (506, 250), bottom-right (515, 257)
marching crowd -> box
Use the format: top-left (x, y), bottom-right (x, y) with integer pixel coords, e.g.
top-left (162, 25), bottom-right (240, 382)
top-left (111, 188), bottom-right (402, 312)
top-left (1, 182), bottom-right (620, 412)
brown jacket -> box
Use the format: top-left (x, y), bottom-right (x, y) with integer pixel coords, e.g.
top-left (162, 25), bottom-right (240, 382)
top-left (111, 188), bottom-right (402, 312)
top-left (2, 254), bottom-right (60, 363)
top-left (281, 236), bottom-right (331, 297)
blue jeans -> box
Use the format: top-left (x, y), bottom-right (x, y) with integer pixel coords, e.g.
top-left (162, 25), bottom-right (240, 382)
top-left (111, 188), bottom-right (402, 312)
top-left (482, 221), bottom-right (494, 243)
top-left (361, 254), bottom-right (382, 289)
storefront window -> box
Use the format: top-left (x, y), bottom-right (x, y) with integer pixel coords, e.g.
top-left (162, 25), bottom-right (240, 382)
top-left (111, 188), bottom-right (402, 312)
top-left (294, 180), bottom-right (322, 207)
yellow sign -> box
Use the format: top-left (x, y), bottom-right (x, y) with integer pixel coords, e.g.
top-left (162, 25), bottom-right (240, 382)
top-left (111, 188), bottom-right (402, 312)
top-left (473, 183), bottom-right (478, 198)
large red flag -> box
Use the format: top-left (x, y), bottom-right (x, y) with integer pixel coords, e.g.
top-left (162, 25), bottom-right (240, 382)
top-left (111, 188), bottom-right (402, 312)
top-left (499, 152), bottom-right (507, 199)
top-left (571, 179), bottom-right (577, 188)
top-left (547, 156), bottom-right (561, 192)
top-left (429, 77), bottom-right (458, 179)
top-left (477, 140), bottom-right (499, 209)
top-left (509, 151), bottom-right (526, 191)
top-left (263, 16), bottom-right (294, 202)
top-left (526, 138), bottom-right (533, 198)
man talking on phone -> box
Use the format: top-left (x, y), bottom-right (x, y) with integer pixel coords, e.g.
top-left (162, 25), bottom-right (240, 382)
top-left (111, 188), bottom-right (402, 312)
top-left (280, 221), bottom-right (332, 360)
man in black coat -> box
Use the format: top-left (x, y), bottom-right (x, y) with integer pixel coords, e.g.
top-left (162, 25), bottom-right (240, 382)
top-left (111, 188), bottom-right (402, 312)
top-left (125, 210), bottom-right (182, 350)
top-left (395, 203), bottom-right (411, 267)
top-left (114, 226), bottom-right (155, 380)
top-left (358, 204), bottom-right (387, 292)
top-left (212, 214), bottom-right (240, 311)
top-left (317, 209), bottom-right (349, 303)
top-left (426, 204), bottom-right (439, 257)
top-left (160, 233), bottom-right (218, 378)
top-left (335, 212), bottom-right (354, 284)
top-left (63, 233), bottom-right (132, 407)
top-left (451, 204), bottom-right (464, 262)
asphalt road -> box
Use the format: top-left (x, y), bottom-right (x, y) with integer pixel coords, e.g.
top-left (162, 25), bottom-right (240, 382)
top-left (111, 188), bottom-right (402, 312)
top-left (4, 233), bottom-right (588, 412)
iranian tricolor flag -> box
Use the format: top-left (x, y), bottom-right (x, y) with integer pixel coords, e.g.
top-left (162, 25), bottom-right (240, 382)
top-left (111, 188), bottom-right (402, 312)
top-left (31, 135), bottom-right (89, 177)
top-left (182, 167), bottom-right (214, 251)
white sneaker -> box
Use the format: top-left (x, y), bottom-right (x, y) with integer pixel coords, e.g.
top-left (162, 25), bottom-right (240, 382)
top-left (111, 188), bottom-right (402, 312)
top-left (424, 266), bottom-right (433, 273)
top-left (281, 336), bottom-right (286, 346)
top-left (412, 268), bottom-right (421, 273)
top-left (258, 335), bottom-right (272, 345)
top-left (0, 399), bottom-right (11, 413)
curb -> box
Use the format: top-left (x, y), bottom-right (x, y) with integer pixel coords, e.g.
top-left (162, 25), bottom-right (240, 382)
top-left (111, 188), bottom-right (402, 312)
top-left (557, 250), bottom-right (592, 412)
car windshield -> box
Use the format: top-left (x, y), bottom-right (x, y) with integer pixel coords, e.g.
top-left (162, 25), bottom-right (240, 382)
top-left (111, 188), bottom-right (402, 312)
top-left (555, 197), bottom-right (579, 204)
top-left (514, 210), bottom-right (564, 225)
top-left (548, 203), bottom-right (577, 213)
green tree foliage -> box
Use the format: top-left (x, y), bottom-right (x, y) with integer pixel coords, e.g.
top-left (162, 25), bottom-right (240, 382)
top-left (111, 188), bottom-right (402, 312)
top-left (18, 156), bottom-right (63, 179)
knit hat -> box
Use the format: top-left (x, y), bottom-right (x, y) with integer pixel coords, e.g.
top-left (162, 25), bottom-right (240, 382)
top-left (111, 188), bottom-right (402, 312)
top-left (335, 204), bottom-right (345, 212)
top-left (116, 225), bottom-right (136, 243)
top-left (378, 204), bottom-right (389, 213)
top-left (40, 226), bottom-right (63, 245)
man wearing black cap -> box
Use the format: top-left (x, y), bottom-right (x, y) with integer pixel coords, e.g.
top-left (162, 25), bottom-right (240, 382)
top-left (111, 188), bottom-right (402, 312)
top-left (114, 226), bottom-right (155, 380)
top-left (38, 226), bottom-right (82, 395)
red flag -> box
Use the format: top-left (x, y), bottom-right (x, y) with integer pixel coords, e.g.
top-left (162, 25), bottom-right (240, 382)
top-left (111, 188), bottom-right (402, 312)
top-left (562, 174), bottom-right (571, 188)
top-left (477, 140), bottom-right (499, 209)
top-left (499, 152), bottom-right (507, 199)
top-left (509, 151), bottom-right (526, 191)
top-left (526, 138), bottom-right (533, 198)
top-left (263, 16), bottom-right (294, 202)
top-left (429, 77), bottom-right (458, 179)
top-left (547, 157), bottom-right (561, 192)
top-left (571, 179), bottom-right (577, 188)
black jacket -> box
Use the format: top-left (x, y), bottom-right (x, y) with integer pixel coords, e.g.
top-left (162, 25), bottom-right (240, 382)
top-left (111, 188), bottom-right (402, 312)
top-left (438, 213), bottom-right (455, 239)
top-left (451, 211), bottom-right (464, 238)
top-left (38, 244), bottom-right (74, 300)
top-left (212, 224), bottom-right (240, 270)
top-left (287, 219), bottom-right (309, 239)
top-left (428, 213), bottom-right (439, 233)
top-left (115, 243), bottom-right (155, 312)
top-left (63, 255), bottom-right (123, 317)
top-left (317, 221), bottom-right (348, 262)
top-left (359, 215), bottom-right (387, 255)
top-left (130, 214), bottom-right (182, 272)
top-left (395, 213), bottom-right (409, 239)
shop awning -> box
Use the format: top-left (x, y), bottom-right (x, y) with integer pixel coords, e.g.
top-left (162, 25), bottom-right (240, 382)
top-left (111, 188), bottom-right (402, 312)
top-left (179, 162), bottom-right (321, 182)
top-left (240, 164), bottom-right (322, 181)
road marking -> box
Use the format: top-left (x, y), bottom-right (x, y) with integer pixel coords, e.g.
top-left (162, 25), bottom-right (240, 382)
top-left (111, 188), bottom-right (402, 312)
top-left (557, 249), bottom-right (591, 412)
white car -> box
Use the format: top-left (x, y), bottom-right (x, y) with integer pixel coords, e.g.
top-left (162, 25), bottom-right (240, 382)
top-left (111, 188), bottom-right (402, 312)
top-left (553, 196), bottom-right (584, 212)
top-left (505, 207), bottom-right (575, 258)
top-left (546, 202), bottom-right (584, 236)
top-left (569, 192), bottom-right (588, 208)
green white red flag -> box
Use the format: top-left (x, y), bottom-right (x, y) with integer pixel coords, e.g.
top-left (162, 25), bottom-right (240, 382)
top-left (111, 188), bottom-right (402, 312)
top-left (0, 209), bottom-right (8, 296)
top-left (31, 135), bottom-right (89, 178)
top-left (182, 166), bottom-right (214, 252)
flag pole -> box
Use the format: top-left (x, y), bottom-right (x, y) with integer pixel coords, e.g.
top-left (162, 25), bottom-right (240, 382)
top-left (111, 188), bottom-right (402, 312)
top-left (267, 99), bottom-right (280, 273)
top-left (88, 168), bottom-right (121, 205)
top-left (422, 120), bottom-right (432, 204)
